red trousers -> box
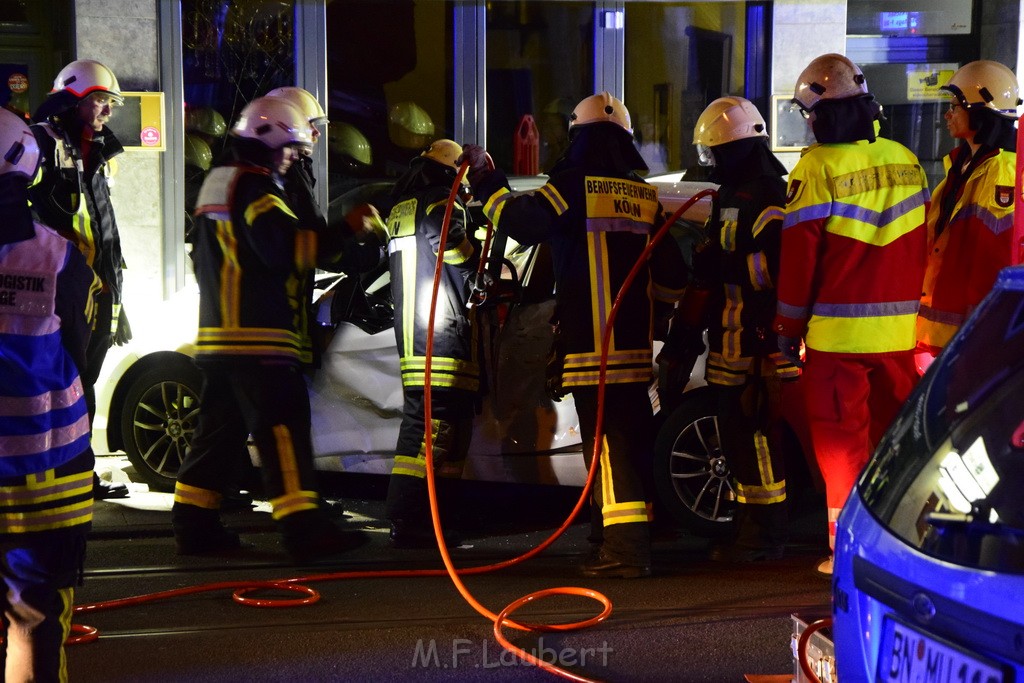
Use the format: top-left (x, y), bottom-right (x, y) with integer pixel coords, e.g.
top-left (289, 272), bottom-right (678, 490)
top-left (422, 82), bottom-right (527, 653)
top-left (802, 350), bottom-right (918, 548)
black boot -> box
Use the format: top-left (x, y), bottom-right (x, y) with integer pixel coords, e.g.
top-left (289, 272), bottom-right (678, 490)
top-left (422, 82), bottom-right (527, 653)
top-left (708, 502), bottom-right (787, 563)
top-left (280, 510), bottom-right (369, 564)
top-left (172, 504), bottom-right (241, 555)
top-left (389, 518), bottom-right (462, 549)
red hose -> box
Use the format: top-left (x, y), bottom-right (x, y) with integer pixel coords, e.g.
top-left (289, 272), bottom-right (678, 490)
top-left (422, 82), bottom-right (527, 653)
top-left (63, 175), bottom-right (715, 683)
top-left (797, 617), bottom-right (832, 683)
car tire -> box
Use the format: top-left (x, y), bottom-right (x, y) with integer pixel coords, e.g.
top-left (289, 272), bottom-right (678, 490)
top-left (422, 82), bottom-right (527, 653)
top-left (120, 355), bottom-right (203, 492)
top-left (653, 386), bottom-right (737, 538)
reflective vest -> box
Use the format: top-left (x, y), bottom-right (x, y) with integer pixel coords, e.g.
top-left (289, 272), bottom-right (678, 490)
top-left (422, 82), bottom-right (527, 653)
top-left (386, 185), bottom-right (479, 392)
top-left (917, 146), bottom-right (1018, 351)
top-left (774, 138), bottom-right (929, 354)
top-left (0, 223), bottom-right (93, 533)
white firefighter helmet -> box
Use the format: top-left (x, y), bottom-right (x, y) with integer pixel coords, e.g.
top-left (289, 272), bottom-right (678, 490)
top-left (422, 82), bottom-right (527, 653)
top-left (265, 86), bottom-right (328, 125)
top-left (944, 60), bottom-right (1021, 119)
top-left (693, 97), bottom-right (768, 165)
top-left (568, 92), bottom-right (632, 133)
top-left (793, 53), bottom-right (868, 112)
top-left (230, 96), bottom-right (313, 150)
top-left (0, 108), bottom-right (40, 179)
top-left (50, 59), bottom-right (123, 105)
top-left (420, 138), bottom-right (463, 170)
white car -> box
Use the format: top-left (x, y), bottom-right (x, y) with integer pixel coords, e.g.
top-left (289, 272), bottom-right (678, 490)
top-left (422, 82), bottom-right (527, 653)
top-left (93, 174), bottom-right (739, 534)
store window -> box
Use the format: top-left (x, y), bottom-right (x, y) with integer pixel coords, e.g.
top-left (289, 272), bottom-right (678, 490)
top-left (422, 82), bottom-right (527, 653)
top-left (325, 0), bottom-right (454, 210)
top-left (181, 0), bottom-right (295, 239)
top-left (624, 2), bottom-right (751, 177)
top-left (486, 2), bottom-right (594, 174)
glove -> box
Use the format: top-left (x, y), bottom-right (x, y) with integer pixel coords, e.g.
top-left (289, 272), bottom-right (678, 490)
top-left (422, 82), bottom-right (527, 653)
top-left (456, 144), bottom-right (493, 187)
top-left (777, 335), bottom-right (804, 368)
top-left (112, 306), bottom-right (133, 347)
top-left (344, 203), bottom-right (388, 244)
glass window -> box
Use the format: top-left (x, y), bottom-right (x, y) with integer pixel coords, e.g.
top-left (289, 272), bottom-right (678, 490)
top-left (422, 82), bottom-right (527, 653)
top-left (485, 2), bottom-right (594, 174)
top-left (859, 283), bottom-right (1024, 573)
top-left (624, 2), bottom-right (750, 177)
top-left (325, 0), bottom-right (454, 210)
top-left (181, 0), bottom-right (296, 239)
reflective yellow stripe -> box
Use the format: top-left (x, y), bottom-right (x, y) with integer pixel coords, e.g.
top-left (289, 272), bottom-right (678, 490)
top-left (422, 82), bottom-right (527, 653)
top-left (270, 490), bottom-right (319, 520)
top-left (483, 187), bottom-right (512, 224)
top-left (59, 586), bottom-right (74, 682)
top-left (174, 481), bottom-right (222, 509)
top-left (537, 183), bottom-right (568, 215)
top-left (0, 470), bottom-right (91, 505)
top-left (598, 436), bottom-right (614, 506)
top-left (602, 501), bottom-right (649, 526)
top-left (805, 313), bottom-right (917, 353)
top-left (244, 193), bottom-right (297, 225)
top-left (214, 218), bottom-right (242, 327)
top-left (587, 232), bottom-right (613, 351)
top-left (0, 499), bottom-right (93, 534)
top-left (443, 236), bottom-right (475, 265)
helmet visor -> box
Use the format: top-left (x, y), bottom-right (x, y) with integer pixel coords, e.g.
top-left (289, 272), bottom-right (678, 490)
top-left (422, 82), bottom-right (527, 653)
top-left (696, 143), bottom-right (715, 167)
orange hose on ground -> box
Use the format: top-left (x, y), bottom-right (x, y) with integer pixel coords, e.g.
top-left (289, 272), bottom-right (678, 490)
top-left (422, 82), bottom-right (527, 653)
top-left (66, 172), bottom-right (714, 683)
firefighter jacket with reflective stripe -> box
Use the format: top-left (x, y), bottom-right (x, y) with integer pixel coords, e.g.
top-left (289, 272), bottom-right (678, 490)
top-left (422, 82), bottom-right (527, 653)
top-left (30, 120), bottom-right (125, 304)
top-left (917, 144), bottom-right (1018, 351)
top-left (192, 163), bottom-right (331, 365)
top-left (773, 138), bottom-right (929, 354)
top-left (0, 218), bottom-right (98, 534)
top-left (386, 184), bottom-right (479, 391)
top-left (477, 168), bottom-right (686, 388)
top-left (703, 177), bottom-right (800, 385)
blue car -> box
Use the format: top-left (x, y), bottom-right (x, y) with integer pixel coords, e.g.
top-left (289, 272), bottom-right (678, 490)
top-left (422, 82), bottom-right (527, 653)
top-left (833, 265), bottom-right (1024, 682)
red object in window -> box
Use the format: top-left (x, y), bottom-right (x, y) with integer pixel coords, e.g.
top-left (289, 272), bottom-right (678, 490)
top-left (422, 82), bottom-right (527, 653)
top-left (512, 114), bottom-right (539, 176)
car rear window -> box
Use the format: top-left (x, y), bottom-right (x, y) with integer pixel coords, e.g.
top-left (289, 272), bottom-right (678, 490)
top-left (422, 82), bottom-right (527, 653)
top-left (858, 273), bottom-right (1024, 573)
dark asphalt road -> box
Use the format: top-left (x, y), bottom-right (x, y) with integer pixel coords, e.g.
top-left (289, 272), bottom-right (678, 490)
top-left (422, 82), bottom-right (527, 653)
top-left (67, 460), bottom-right (832, 682)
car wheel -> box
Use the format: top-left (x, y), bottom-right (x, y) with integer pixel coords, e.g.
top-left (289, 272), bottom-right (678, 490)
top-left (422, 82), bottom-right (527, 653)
top-left (120, 356), bottom-right (203, 492)
top-left (653, 386), bottom-right (737, 537)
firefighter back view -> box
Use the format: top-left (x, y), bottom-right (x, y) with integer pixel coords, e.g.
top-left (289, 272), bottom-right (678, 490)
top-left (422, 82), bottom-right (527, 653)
top-left (690, 97), bottom-right (800, 563)
top-left (172, 96), bottom-right (368, 562)
top-left (461, 93), bottom-right (688, 578)
top-left (773, 54), bottom-right (929, 575)
top-left (0, 107), bottom-right (101, 682)
top-left (384, 139), bottom-right (479, 548)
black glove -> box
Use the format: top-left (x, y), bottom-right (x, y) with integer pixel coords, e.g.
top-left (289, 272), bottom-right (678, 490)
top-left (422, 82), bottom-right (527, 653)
top-left (457, 144), bottom-right (493, 187)
top-left (112, 306), bottom-right (132, 347)
top-left (777, 335), bottom-right (804, 368)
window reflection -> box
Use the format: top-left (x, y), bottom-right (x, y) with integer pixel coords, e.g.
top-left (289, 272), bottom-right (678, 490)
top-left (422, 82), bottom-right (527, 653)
top-left (325, 0), bottom-right (454, 207)
top-left (181, 0), bottom-right (295, 240)
top-left (625, 2), bottom-right (748, 178)
top-left (486, 2), bottom-right (593, 173)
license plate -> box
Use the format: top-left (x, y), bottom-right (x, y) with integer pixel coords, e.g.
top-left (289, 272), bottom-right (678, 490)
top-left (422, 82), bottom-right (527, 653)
top-left (877, 616), bottom-right (1006, 683)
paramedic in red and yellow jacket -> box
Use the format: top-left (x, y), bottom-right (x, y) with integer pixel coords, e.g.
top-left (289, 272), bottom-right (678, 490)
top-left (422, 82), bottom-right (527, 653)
top-left (773, 55), bottom-right (929, 575)
top-left (917, 60), bottom-right (1021, 354)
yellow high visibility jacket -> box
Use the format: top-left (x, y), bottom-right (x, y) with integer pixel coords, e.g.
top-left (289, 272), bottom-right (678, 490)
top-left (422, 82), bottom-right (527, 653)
top-left (774, 137), bottom-right (929, 354)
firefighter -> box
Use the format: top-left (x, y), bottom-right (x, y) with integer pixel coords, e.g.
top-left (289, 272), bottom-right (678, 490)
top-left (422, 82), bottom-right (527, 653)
top-left (917, 60), bottom-right (1021, 354)
top-left (774, 54), bottom-right (929, 575)
top-left (690, 97), bottom-right (800, 562)
top-left (384, 139), bottom-right (478, 548)
top-left (28, 58), bottom-right (132, 500)
top-left (172, 96), bottom-right (370, 562)
top-left (0, 108), bottom-right (101, 682)
top-left (460, 93), bottom-right (688, 578)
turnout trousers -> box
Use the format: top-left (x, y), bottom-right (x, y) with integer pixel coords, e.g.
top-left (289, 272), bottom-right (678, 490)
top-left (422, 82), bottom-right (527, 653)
top-left (174, 362), bottom-right (322, 524)
top-left (385, 388), bottom-right (474, 524)
top-left (802, 350), bottom-right (917, 550)
top-left (573, 383), bottom-right (653, 566)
